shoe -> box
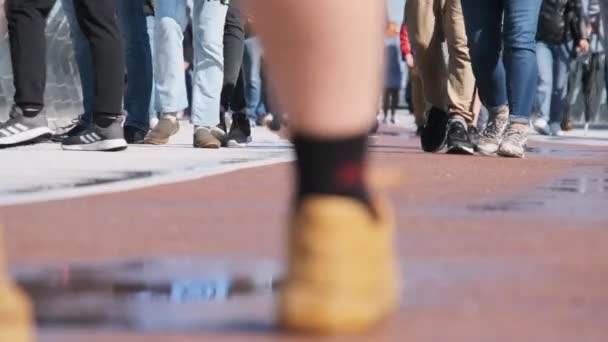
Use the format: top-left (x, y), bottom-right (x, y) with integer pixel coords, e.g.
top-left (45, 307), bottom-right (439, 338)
top-left (446, 118), bottom-right (475, 155)
top-left (532, 118), bottom-right (551, 135)
top-left (561, 117), bottom-right (573, 131)
top-left (477, 112), bottom-right (509, 155)
top-left (0, 106), bottom-right (52, 147)
top-left (225, 113), bottom-right (252, 148)
top-left (497, 122), bottom-right (528, 158)
top-left (50, 115), bottom-right (89, 142)
top-left (390, 117), bottom-right (396, 125)
top-left (143, 114), bottom-right (179, 145)
top-left (382, 117), bottom-right (388, 124)
top-left (415, 126), bottom-right (423, 136)
top-left (549, 122), bottom-right (563, 137)
top-left (256, 113), bottom-right (274, 128)
top-left (468, 125), bottom-right (480, 150)
top-left (420, 107), bottom-right (448, 152)
top-left (279, 195), bottom-right (400, 334)
top-left (61, 117), bottom-right (127, 151)
top-left (584, 122), bottom-right (589, 136)
top-left (211, 111), bottom-right (228, 143)
top-left (0, 226), bottom-right (33, 342)
top-left (193, 127), bottom-right (221, 149)
top-left (123, 125), bottom-right (147, 144)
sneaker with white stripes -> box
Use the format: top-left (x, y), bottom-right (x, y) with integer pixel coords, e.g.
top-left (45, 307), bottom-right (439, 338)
top-left (0, 106), bottom-right (52, 147)
top-left (61, 117), bottom-right (127, 151)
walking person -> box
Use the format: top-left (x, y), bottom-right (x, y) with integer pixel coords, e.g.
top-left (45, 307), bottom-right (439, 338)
top-left (532, 0), bottom-right (589, 137)
top-left (461, 0), bottom-right (543, 158)
top-left (383, 22), bottom-right (403, 125)
top-left (0, 0), bottom-right (127, 151)
top-left (405, 0), bottom-right (478, 155)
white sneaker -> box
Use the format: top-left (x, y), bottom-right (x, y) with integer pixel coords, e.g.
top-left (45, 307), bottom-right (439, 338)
top-left (550, 122), bottom-right (563, 136)
top-left (532, 118), bottom-right (551, 135)
top-left (584, 122), bottom-right (590, 136)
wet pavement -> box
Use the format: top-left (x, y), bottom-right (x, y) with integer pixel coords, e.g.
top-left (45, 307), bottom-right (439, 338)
top-left (0, 118), bottom-right (607, 341)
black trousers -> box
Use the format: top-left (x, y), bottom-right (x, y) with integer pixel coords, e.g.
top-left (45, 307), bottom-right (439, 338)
top-left (220, 3), bottom-right (245, 114)
top-left (7, 0), bottom-right (124, 116)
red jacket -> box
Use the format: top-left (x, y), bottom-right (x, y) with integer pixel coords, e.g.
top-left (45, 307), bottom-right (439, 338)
top-left (400, 22), bottom-right (412, 57)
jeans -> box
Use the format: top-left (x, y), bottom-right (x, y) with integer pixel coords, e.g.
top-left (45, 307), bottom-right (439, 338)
top-left (461, 0), bottom-right (542, 123)
top-left (9, 0), bottom-right (124, 116)
top-left (147, 15), bottom-right (158, 121)
top-left (63, 0), bottom-right (152, 130)
top-left (534, 41), bottom-right (571, 124)
top-left (154, 0), bottom-right (228, 128)
top-left (243, 37), bottom-right (267, 120)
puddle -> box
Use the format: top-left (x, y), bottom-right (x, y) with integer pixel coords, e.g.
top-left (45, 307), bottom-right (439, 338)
top-left (1, 171), bottom-right (156, 195)
top-left (13, 257), bottom-right (282, 330)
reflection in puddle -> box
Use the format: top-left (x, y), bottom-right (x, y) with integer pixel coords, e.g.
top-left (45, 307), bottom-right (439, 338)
top-left (13, 257), bottom-right (282, 330)
top-left (2, 171), bottom-right (156, 195)
top-left (543, 176), bottom-right (608, 194)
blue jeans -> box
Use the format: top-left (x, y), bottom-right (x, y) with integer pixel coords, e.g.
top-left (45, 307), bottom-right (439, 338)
top-left (461, 0), bottom-right (542, 123)
top-left (534, 41), bottom-right (571, 124)
top-left (154, 0), bottom-right (228, 128)
top-left (62, 0), bottom-right (152, 131)
top-left (243, 37), bottom-right (266, 121)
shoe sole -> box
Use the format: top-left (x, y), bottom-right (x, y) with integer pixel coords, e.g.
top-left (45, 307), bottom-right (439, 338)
top-left (446, 144), bottom-right (475, 155)
top-left (420, 114), bottom-right (448, 152)
top-left (0, 127), bottom-right (53, 147)
top-left (61, 139), bottom-right (128, 152)
top-left (193, 142), bottom-right (221, 149)
top-left (227, 136), bottom-right (253, 148)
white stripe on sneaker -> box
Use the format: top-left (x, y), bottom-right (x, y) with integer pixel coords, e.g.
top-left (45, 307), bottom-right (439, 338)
top-left (6, 126), bottom-right (20, 134)
top-left (0, 129), bottom-right (11, 136)
top-left (91, 132), bottom-right (102, 140)
top-left (14, 123), bottom-right (28, 131)
top-left (80, 135), bottom-right (91, 143)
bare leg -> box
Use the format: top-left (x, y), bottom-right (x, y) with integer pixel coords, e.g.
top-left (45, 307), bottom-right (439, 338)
top-left (246, 1), bottom-right (383, 137)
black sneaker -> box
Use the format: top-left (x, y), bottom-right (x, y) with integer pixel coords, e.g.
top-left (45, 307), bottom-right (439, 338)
top-left (61, 117), bottom-right (127, 151)
top-left (420, 107), bottom-right (448, 152)
top-left (51, 115), bottom-right (90, 142)
top-left (225, 112), bottom-right (252, 147)
top-left (446, 118), bottom-right (475, 155)
top-left (124, 125), bottom-right (147, 144)
top-left (0, 105), bottom-right (52, 147)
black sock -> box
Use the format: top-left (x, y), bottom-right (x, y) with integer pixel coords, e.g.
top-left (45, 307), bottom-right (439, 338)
top-left (293, 134), bottom-right (371, 208)
top-left (20, 105), bottom-right (43, 118)
top-left (94, 113), bottom-right (121, 128)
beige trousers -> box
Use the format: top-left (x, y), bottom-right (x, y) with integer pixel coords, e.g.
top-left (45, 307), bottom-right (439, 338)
top-left (405, 0), bottom-right (476, 123)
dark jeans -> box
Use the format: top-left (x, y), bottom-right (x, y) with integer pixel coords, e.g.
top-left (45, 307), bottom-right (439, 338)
top-left (461, 0), bottom-right (542, 123)
top-left (220, 3), bottom-right (246, 114)
top-left (6, 0), bottom-right (124, 116)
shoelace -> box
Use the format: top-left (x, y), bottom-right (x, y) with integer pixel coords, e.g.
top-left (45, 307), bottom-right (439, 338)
top-left (482, 117), bottom-right (507, 138)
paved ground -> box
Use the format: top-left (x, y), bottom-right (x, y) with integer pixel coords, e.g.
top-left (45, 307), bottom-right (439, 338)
top-left (0, 111), bottom-right (607, 341)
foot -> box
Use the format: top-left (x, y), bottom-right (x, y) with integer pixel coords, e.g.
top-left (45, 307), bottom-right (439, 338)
top-left (193, 127), bottom-right (221, 149)
top-left (51, 115), bottom-right (90, 143)
top-left (143, 114), bottom-right (179, 145)
top-left (61, 117), bottom-right (127, 152)
top-left (280, 195), bottom-right (400, 334)
top-left (0, 106), bottom-right (52, 147)
top-left (382, 117), bottom-right (388, 124)
top-left (123, 125), bottom-right (148, 144)
top-left (497, 122), bottom-right (528, 158)
top-left (584, 122), bottom-right (589, 136)
top-left (477, 112), bottom-right (509, 155)
top-left (225, 113), bottom-right (252, 148)
top-left (561, 118), bottom-right (573, 131)
top-left (390, 116), bottom-right (396, 125)
top-left (420, 107), bottom-right (449, 152)
top-left (532, 118), bottom-right (551, 135)
top-left (549, 122), bottom-right (563, 137)
top-left (446, 117), bottom-right (475, 155)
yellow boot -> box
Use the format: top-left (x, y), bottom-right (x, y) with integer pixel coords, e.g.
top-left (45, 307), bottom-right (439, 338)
top-left (0, 227), bottom-right (33, 342)
top-left (279, 196), bottom-right (401, 335)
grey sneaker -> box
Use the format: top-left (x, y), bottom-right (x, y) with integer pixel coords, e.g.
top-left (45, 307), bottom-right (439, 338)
top-left (497, 123), bottom-right (528, 158)
top-left (0, 105), bottom-right (52, 147)
top-left (193, 127), bottom-right (221, 149)
top-left (477, 112), bottom-right (509, 155)
top-left (144, 114), bottom-right (179, 145)
top-left (61, 116), bottom-right (127, 151)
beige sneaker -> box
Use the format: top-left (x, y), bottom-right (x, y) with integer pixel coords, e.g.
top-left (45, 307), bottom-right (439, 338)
top-left (143, 114), bottom-right (179, 145)
top-left (193, 127), bottom-right (221, 149)
top-left (477, 106), bottom-right (509, 155)
top-left (498, 122), bottom-right (529, 158)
